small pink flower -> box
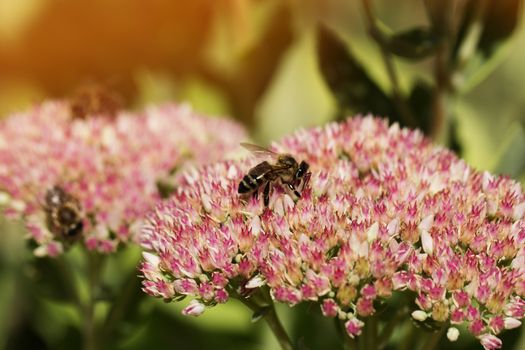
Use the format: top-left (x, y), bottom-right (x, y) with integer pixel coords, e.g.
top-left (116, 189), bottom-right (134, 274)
top-left (450, 309), bottom-right (465, 324)
top-left (173, 279), bottom-right (199, 295)
top-left (356, 297), bottom-right (375, 317)
top-left (504, 317), bottom-right (521, 329)
top-left (182, 300), bottom-right (206, 316)
top-left (479, 334), bottom-right (502, 350)
top-left (469, 319), bottom-right (485, 336)
top-left (452, 291), bottom-right (469, 308)
top-left (489, 316), bottom-right (504, 334)
top-left (215, 289), bottom-right (229, 304)
top-left (345, 317), bottom-right (365, 338)
top-left (361, 284), bottom-right (377, 299)
top-left (321, 298), bottom-right (338, 317)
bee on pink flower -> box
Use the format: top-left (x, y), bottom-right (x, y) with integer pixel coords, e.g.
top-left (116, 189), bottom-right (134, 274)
top-left (0, 101), bottom-right (246, 256)
top-left (140, 116), bottom-right (525, 349)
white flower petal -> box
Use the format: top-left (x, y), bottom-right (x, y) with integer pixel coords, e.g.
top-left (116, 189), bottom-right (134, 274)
top-left (367, 222), bottom-right (379, 242)
top-left (418, 215), bottom-right (434, 233)
top-left (142, 252), bottom-right (161, 267)
top-left (245, 275), bottom-right (265, 289)
top-left (504, 317), bottom-right (521, 329)
top-left (411, 310), bottom-right (428, 321)
top-left (421, 230), bottom-right (434, 255)
top-left (447, 327), bottom-right (459, 342)
top-left (182, 300), bottom-right (206, 316)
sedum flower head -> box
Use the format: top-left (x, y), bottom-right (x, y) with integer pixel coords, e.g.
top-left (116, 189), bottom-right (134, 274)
top-left (0, 101), bottom-right (245, 256)
top-left (140, 116), bottom-right (524, 348)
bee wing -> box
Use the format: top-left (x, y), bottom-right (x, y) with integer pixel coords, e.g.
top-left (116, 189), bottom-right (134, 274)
top-left (240, 142), bottom-right (279, 160)
top-left (247, 161), bottom-right (274, 178)
top-left (247, 162), bottom-right (292, 183)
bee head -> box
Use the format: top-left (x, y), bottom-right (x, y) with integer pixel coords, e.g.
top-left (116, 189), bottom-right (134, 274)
top-left (296, 161), bottom-right (309, 178)
top-left (45, 185), bottom-right (67, 207)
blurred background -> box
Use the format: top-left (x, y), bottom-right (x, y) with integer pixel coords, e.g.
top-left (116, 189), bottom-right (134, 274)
top-left (1, 0), bottom-right (525, 349)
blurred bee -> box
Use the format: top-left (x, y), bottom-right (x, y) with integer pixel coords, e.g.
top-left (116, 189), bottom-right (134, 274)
top-left (238, 143), bottom-right (310, 206)
top-left (44, 185), bottom-right (84, 239)
top-left (69, 83), bottom-right (123, 120)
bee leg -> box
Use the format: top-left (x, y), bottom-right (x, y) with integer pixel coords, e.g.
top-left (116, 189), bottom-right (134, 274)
top-left (302, 172), bottom-right (311, 190)
top-left (287, 183), bottom-right (301, 198)
top-left (263, 182), bottom-right (271, 206)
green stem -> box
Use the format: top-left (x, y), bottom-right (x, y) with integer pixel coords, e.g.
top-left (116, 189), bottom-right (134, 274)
top-left (54, 256), bottom-right (82, 306)
top-left (101, 269), bottom-right (142, 345)
top-left (420, 324), bottom-right (446, 350)
top-left (235, 290), bottom-right (294, 350)
top-left (264, 305), bottom-right (295, 350)
top-left (429, 0), bottom-right (469, 143)
top-left (361, 0), bottom-right (417, 128)
top-left (430, 12), bottom-right (453, 143)
top-left (364, 315), bottom-right (378, 350)
top-left (83, 252), bottom-right (103, 350)
top-left (400, 320), bottom-right (417, 350)
top-left (378, 306), bottom-right (408, 348)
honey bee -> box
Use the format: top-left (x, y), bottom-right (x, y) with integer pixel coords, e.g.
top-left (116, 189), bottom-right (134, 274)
top-left (238, 143), bottom-right (310, 206)
top-left (44, 186), bottom-right (84, 239)
top-left (69, 83), bottom-right (123, 120)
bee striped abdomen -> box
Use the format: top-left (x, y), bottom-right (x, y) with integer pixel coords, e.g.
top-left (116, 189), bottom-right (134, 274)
top-left (44, 185), bottom-right (84, 240)
top-left (238, 161), bottom-right (272, 194)
top-left (238, 174), bottom-right (259, 193)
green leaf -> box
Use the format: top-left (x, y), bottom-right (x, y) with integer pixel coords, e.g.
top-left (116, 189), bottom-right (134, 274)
top-left (454, 0), bottom-right (523, 91)
top-left (383, 27), bottom-right (441, 60)
top-left (477, 0), bottom-right (523, 58)
top-left (454, 0), bottom-right (523, 58)
top-left (316, 25), bottom-right (397, 121)
top-left (493, 123), bottom-right (525, 178)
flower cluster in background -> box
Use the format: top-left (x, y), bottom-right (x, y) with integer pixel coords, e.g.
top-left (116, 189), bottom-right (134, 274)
top-left (0, 101), bottom-right (246, 256)
top-left (140, 116), bottom-right (524, 349)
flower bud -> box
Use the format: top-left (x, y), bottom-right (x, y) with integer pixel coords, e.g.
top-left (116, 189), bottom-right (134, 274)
top-left (447, 327), bottom-right (459, 342)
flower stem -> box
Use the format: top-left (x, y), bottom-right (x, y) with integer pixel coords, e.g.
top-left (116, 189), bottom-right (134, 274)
top-left (420, 324), bottom-right (446, 350)
top-left (235, 289), bottom-right (295, 350)
top-left (430, 43), bottom-right (451, 143)
top-left (364, 315), bottom-right (378, 350)
top-left (264, 304), bottom-right (295, 350)
top-left (400, 320), bottom-right (417, 350)
top-left (361, 0), bottom-right (417, 128)
top-left (101, 268), bottom-right (143, 345)
top-left (378, 306), bottom-right (408, 348)
top-left (54, 256), bottom-right (82, 306)
top-left (83, 252), bottom-right (103, 350)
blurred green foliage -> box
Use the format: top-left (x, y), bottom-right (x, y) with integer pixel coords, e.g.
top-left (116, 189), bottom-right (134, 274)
top-left (1, 0), bottom-right (525, 349)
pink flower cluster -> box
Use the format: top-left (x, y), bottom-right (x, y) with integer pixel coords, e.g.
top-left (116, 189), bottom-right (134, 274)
top-left (0, 101), bottom-right (245, 256)
top-left (140, 116), bottom-right (524, 349)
